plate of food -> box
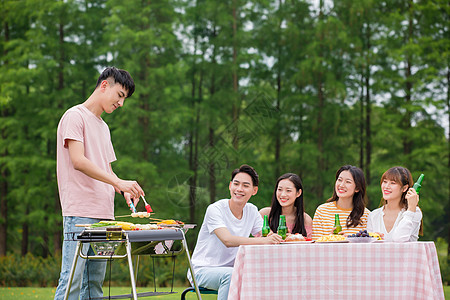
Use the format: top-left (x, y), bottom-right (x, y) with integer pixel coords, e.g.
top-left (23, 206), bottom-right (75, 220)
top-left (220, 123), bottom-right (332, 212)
top-left (346, 230), bottom-right (381, 243)
top-left (346, 236), bottom-right (377, 243)
top-left (280, 241), bottom-right (314, 244)
top-left (281, 233), bottom-right (313, 244)
top-left (315, 234), bottom-right (349, 243)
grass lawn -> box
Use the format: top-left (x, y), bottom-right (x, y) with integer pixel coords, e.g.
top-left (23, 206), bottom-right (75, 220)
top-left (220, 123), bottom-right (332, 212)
top-left (1, 286), bottom-right (449, 299)
top-left (0, 286), bottom-right (217, 299)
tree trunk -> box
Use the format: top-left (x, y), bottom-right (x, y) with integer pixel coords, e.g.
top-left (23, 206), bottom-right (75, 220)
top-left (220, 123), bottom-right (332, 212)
top-left (446, 65), bottom-right (450, 256)
top-left (21, 207), bottom-right (29, 256)
top-left (232, 0), bottom-right (239, 151)
top-left (209, 26), bottom-right (217, 204)
top-left (317, 0), bottom-right (325, 201)
top-left (365, 25), bottom-right (372, 185)
top-left (403, 0), bottom-right (413, 158)
top-left (0, 20), bottom-right (10, 257)
top-left (188, 28), bottom-right (199, 225)
top-left (274, 0), bottom-right (283, 178)
top-left (208, 127), bottom-right (216, 204)
top-left (359, 73), bottom-right (364, 170)
top-left (275, 63), bottom-right (281, 178)
top-left (0, 166), bottom-right (7, 256)
top-left (53, 20), bottom-right (65, 255)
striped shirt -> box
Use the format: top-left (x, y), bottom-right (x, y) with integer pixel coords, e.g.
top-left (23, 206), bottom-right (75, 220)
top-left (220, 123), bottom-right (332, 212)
top-left (312, 201), bottom-right (370, 240)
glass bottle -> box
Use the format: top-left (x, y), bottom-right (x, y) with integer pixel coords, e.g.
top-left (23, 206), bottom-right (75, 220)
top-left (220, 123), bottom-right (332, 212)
top-left (262, 215), bottom-right (270, 237)
top-left (412, 174), bottom-right (424, 194)
top-left (333, 214), bottom-right (342, 234)
top-left (277, 215), bottom-right (287, 240)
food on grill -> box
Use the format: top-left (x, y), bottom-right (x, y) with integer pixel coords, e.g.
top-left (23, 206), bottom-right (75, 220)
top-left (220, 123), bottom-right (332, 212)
top-left (131, 212), bottom-right (150, 218)
top-left (285, 233), bottom-right (306, 242)
top-left (316, 234), bottom-right (347, 242)
top-left (115, 222), bottom-right (136, 230)
top-left (134, 224), bottom-right (158, 230)
top-left (157, 219), bottom-right (184, 225)
top-left (157, 220), bottom-right (177, 225)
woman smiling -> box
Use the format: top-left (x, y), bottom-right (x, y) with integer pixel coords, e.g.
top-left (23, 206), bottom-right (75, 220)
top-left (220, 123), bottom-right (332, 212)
top-left (312, 165), bottom-right (370, 240)
top-left (367, 166), bottom-right (422, 242)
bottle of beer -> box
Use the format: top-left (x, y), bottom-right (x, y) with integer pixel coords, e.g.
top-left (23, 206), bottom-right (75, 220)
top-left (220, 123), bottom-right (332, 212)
top-left (412, 174), bottom-right (424, 194)
top-left (333, 214), bottom-right (342, 234)
top-left (262, 215), bottom-right (270, 237)
top-left (277, 215), bottom-right (287, 240)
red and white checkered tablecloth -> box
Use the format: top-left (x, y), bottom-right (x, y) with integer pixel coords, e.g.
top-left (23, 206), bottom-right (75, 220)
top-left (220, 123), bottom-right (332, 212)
top-left (228, 241), bottom-right (444, 300)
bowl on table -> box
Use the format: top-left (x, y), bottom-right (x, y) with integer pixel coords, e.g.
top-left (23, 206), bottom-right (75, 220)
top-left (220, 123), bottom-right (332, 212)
top-left (346, 236), bottom-right (377, 243)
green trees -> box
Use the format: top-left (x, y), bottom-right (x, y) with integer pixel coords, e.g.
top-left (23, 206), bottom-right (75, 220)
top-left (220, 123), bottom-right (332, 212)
top-left (0, 0), bottom-right (448, 260)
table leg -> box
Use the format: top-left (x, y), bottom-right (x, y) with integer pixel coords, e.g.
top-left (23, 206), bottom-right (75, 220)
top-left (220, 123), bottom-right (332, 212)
top-left (126, 239), bottom-right (138, 300)
top-left (181, 230), bottom-right (202, 300)
top-left (63, 241), bottom-right (82, 300)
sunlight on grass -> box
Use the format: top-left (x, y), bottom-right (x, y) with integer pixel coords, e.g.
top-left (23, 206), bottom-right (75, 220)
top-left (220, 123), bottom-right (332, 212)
top-left (1, 286), bottom-right (448, 299)
top-left (0, 287), bottom-right (218, 299)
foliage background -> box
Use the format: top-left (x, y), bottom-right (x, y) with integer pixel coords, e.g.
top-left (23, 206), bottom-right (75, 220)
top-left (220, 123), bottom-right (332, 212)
top-left (0, 0), bottom-right (448, 286)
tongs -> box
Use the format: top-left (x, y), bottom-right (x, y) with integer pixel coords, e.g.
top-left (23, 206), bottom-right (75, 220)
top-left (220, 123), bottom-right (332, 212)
top-left (127, 195), bottom-right (153, 213)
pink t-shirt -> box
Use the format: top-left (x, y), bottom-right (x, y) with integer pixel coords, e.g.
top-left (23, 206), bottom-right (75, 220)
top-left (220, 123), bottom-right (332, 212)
top-left (57, 104), bottom-right (116, 219)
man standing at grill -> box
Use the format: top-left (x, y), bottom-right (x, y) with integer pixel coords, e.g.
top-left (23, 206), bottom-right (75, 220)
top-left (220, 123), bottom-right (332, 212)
top-left (54, 67), bottom-right (145, 300)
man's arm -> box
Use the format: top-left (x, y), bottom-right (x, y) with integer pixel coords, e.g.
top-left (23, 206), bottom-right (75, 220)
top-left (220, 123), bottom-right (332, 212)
top-left (214, 227), bottom-right (282, 247)
top-left (67, 139), bottom-right (144, 199)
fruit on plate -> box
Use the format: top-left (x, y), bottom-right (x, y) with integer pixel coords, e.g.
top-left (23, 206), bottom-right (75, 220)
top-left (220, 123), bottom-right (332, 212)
top-left (285, 233), bottom-right (306, 242)
top-left (348, 230), bottom-right (381, 240)
top-left (368, 232), bottom-right (382, 240)
top-left (348, 229), bottom-right (370, 238)
top-left (316, 234), bottom-right (347, 242)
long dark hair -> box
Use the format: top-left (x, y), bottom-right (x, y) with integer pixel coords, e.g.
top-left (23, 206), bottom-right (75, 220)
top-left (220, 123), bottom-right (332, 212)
top-left (327, 165), bottom-right (367, 228)
top-left (268, 173), bottom-right (307, 236)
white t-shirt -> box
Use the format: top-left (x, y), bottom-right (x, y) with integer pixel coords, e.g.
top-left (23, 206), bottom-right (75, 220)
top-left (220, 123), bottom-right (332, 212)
top-left (57, 104), bottom-right (117, 219)
top-left (190, 199), bottom-right (262, 274)
top-left (367, 206), bottom-right (422, 242)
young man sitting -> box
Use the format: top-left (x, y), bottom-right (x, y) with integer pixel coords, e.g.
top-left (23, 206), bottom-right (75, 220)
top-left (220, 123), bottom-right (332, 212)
top-left (188, 164), bottom-right (282, 300)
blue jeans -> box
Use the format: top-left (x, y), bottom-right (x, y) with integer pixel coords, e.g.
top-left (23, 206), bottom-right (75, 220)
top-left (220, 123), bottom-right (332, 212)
top-left (54, 217), bottom-right (107, 300)
top-left (193, 267), bottom-right (233, 300)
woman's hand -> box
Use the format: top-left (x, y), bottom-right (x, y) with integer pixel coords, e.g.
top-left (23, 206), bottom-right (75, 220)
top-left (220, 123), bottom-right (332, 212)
top-left (405, 188), bottom-right (419, 211)
top-left (330, 227), bottom-right (345, 235)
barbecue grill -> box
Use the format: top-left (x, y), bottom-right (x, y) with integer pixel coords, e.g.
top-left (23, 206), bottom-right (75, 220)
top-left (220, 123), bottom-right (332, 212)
top-left (64, 225), bottom-right (201, 300)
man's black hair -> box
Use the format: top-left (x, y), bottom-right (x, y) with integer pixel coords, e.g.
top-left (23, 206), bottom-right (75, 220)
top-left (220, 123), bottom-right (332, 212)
top-left (231, 164), bottom-right (259, 186)
top-left (95, 67), bottom-right (135, 98)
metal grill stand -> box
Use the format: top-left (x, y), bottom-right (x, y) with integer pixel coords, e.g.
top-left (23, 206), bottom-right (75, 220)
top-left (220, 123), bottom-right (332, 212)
top-left (64, 226), bottom-right (201, 300)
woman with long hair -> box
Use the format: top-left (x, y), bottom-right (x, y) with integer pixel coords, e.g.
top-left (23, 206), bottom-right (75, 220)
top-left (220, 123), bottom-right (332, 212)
top-left (259, 173), bottom-right (312, 238)
top-left (367, 166), bottom-right (422, 242)
top-left (312, 165), bottom-right (370, 240)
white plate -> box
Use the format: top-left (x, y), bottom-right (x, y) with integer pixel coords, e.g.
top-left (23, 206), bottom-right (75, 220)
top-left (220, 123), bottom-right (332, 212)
top-left (280, 241), bottom-right (314, 244)
top-left (315, 240), bottom-right (349, 243)
top-left (347, 237), bottom-right (377, 243)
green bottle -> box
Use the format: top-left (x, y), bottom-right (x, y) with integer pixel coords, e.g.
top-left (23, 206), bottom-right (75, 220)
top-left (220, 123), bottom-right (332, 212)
top-left (277, 215), bottom-right (287, 240)
top-left (262, 215), bottom-right (270, 237)
top-left (412, 174), bottom-right (424, 194)
top-left (333, 214), bottom-right (342, 234)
